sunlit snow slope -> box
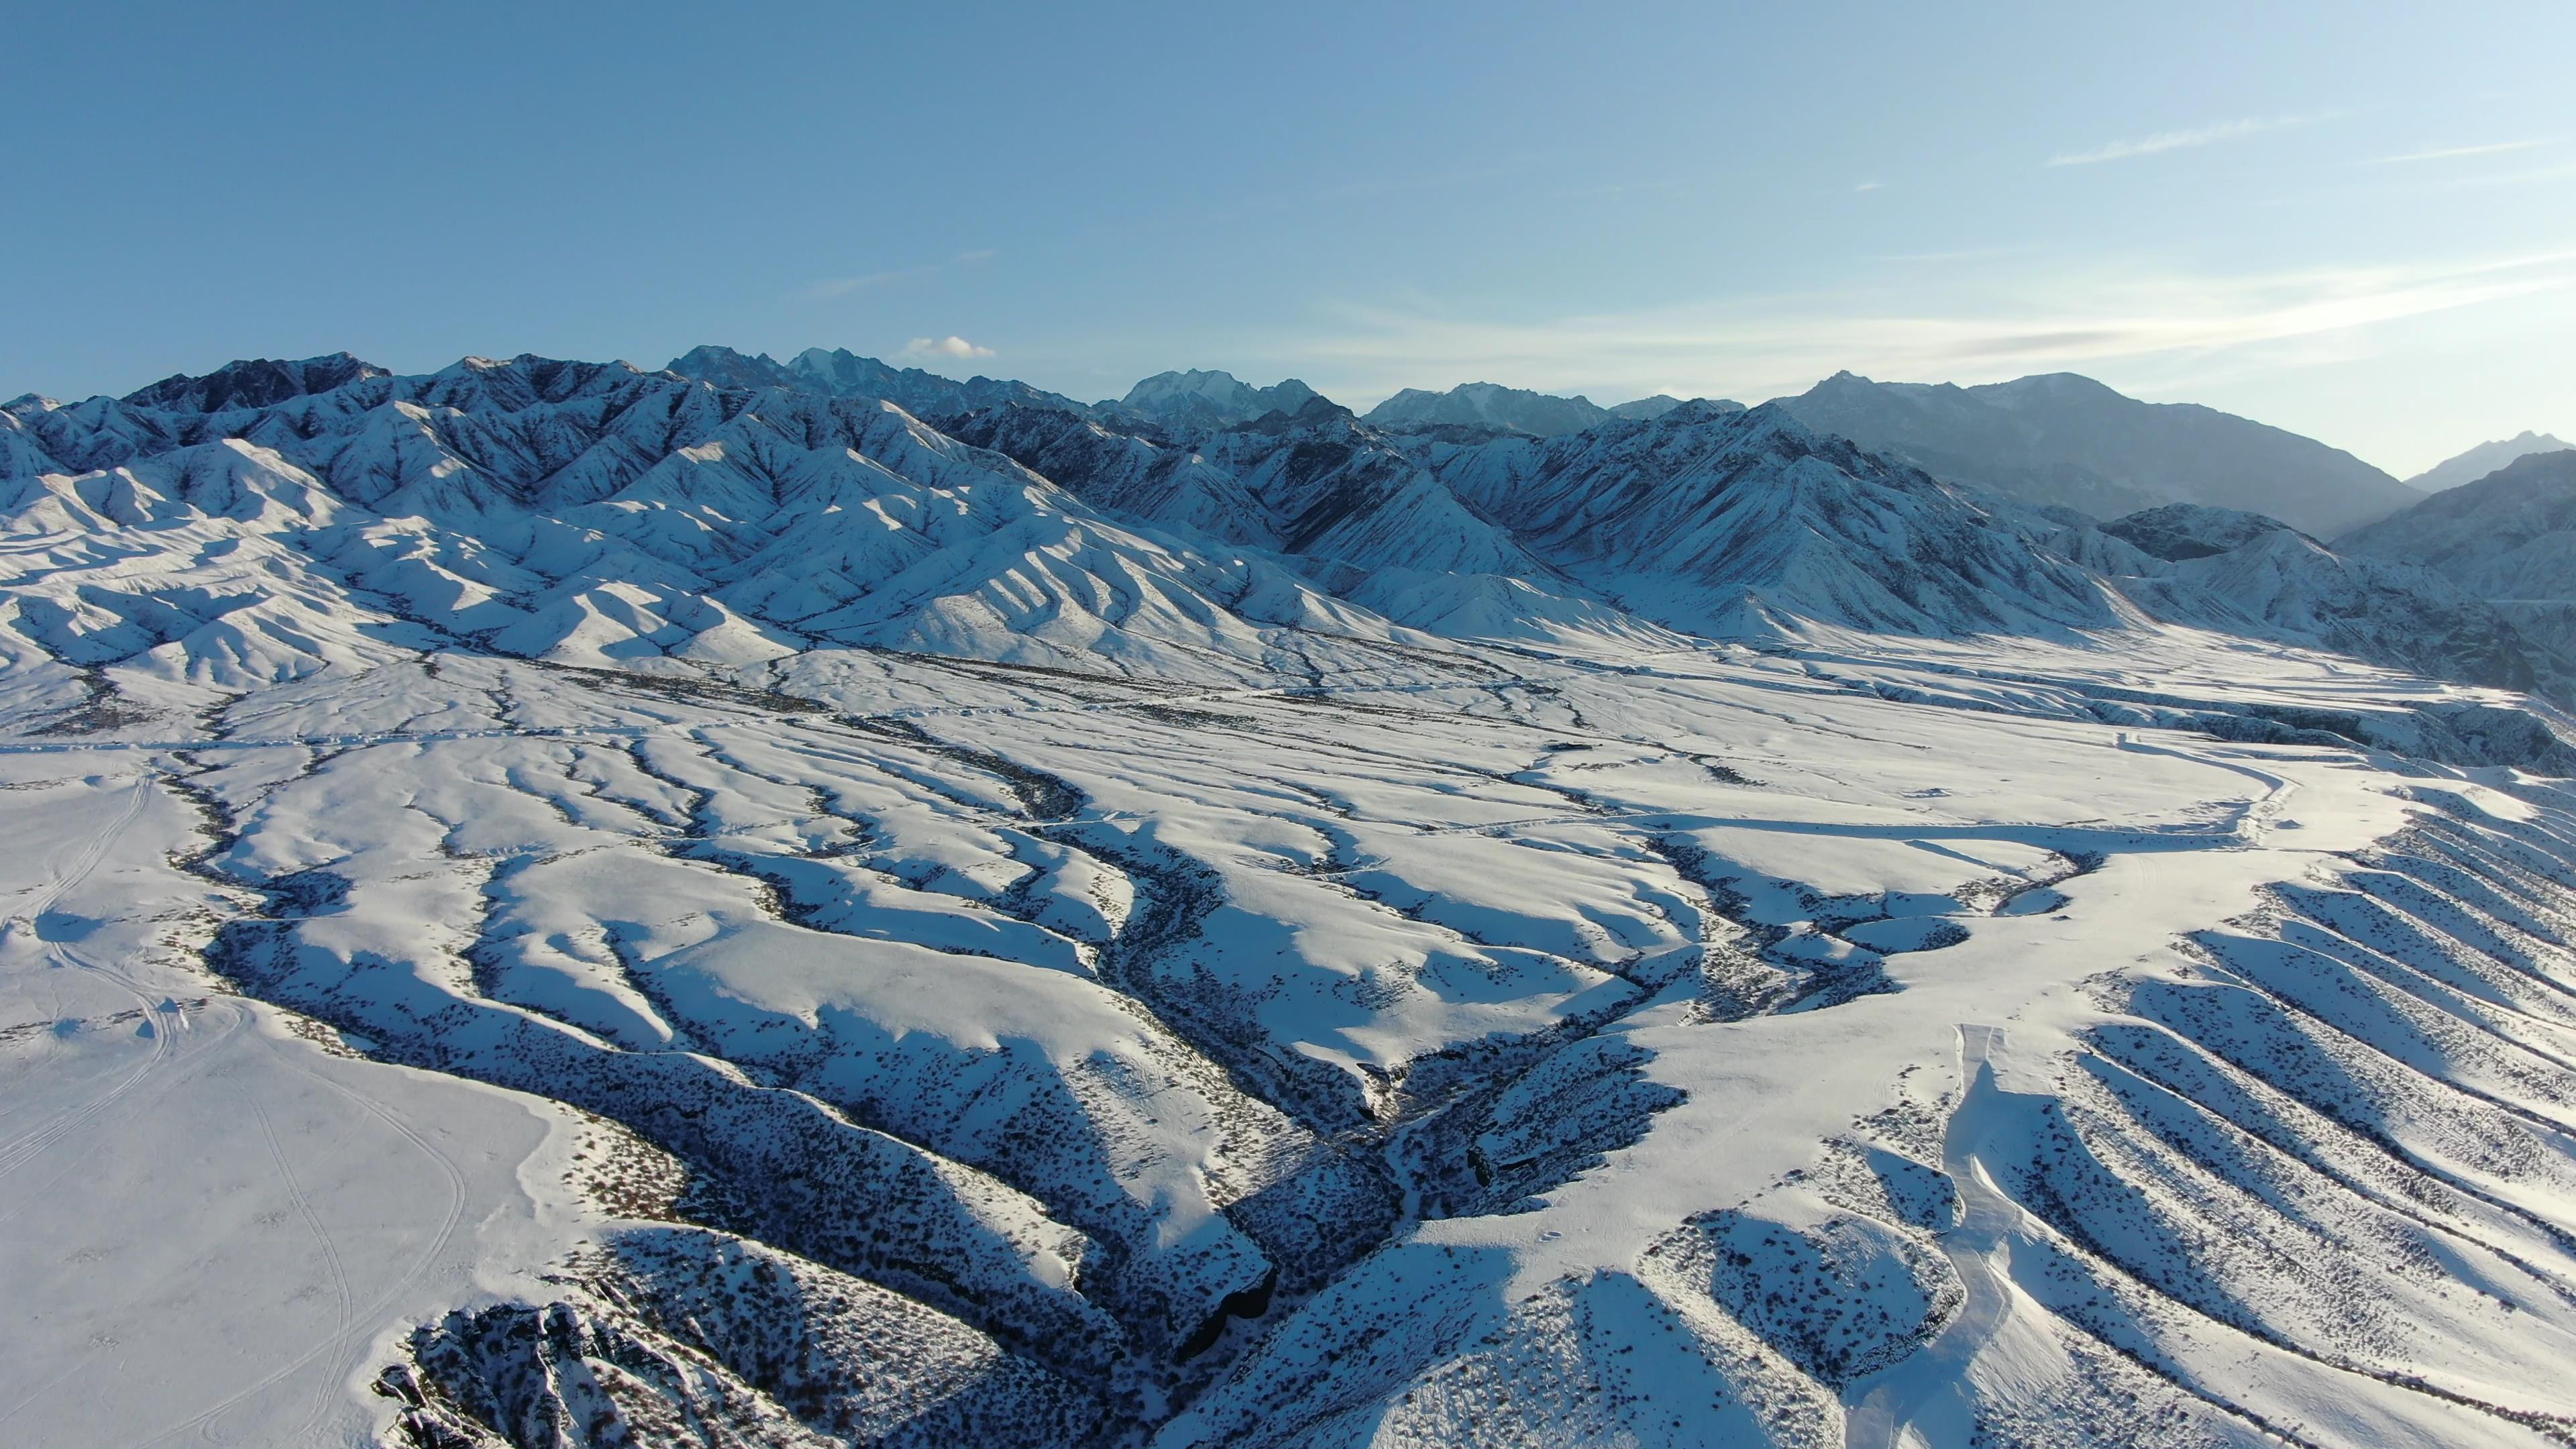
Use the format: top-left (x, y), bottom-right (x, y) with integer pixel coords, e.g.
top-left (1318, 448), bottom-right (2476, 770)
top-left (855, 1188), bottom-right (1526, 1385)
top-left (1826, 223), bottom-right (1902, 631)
top-left (8, 354), bottom-right (2576, 1449)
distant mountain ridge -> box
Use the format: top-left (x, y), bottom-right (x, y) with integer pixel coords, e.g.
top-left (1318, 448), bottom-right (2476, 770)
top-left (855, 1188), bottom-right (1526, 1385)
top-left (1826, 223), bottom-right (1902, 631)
top-left (1773, 370), bottom-right (2421, 537)
top-left (1363, 382), bottom-right (1743, 437)
top-left (2405, 431), bottom-right (2575, 493)
top-left (665, 343), bottom-right (1099, 421)
top-left (122, 352), bottom-right (388, 412)
top-left (1110, 369), bottom-right (1324, 429)
top-left (665, 347), bottom-right (1744, 442)
top-left (23, 345), bottom-right (2568, 704)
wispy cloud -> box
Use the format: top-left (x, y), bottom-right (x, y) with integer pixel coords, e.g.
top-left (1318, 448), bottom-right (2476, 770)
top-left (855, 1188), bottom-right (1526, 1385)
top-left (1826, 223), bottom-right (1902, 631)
top-left (2425, 159), bottom-right (2576, 191)
top-left (2047, 113), bottom-right (2330, 168)
top-left (902, 335), bottom-right (996, 361)
top-left (1851, 180), bottom-right (1886, 193)
top-left (1276, 248), bottom-right (2576, 409)
top-left (2369, 138), bottom-right (2546, 165)
top-left (806, 248), bottom-right (997, 301)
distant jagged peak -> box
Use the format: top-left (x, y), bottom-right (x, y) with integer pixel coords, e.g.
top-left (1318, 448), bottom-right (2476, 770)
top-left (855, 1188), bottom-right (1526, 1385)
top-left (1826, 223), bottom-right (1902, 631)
top-left (664, 345), bottom-right (798, 390)
top-left (788, 346), bottom-right (912, 383)
top-left (2404, 430), bottom-right (2576, 493)
top-left (1605, 394), bottom-right (1743, 421)
top-left (447, 352), bottom-right (648, 375)
top-left (122, 352), bottom-right (387, 413)
top-left (1464, 380), bottom-right (1591, 405)
top-left (418, 354), bottom-right (663, 409)
top-left (658, 345), bottom-right (1098, 419)
top-left (1362, 381), bottom-right (1739, 436)
top-left (1651, 396), bottom-right (1765, 429)
top-left (1123, 368), bottom-right (1248, 405)
top-left (1361, 381), bottom-right (1611, 437)
top-left (1579, 397), bottom-right (1823, 451)
top-left (1115, 369), bottom-right (1326, 428)
top-left (1225, 392), bottom-right (1360, 436)
top-left (786, 345), bottom-right (1008, 392)
top-left (1808, 367), bottom-right (1916, 395)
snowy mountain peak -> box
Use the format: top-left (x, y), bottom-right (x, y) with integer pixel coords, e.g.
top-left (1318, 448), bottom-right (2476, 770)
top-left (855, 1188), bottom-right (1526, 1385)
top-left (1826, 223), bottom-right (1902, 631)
top-left (1225, 392), bottom-right (1360, 435)
top-left (1606, 394), bottom-right (1743, 421)
top-left (664, 344), bottom-right (798, 391)
top-left (1362, 381), bottom-right (1614, 436)
top-left (121, 352), bottom-right (386, 413)
top-left (1652, 396), bottom-right (1762, 429)
top-left (1114, 370), bottom-right (1325, 429)
top-left (1123, 368), bottom-right (1252, 406)
top-left (657, 345), bottom-right (1098, 421)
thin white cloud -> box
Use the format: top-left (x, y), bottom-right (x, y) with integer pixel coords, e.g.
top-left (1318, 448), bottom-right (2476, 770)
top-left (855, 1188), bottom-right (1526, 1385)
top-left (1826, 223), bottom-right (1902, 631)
top-left (2438, 159), bottom-right (2576, 189)
top-left (1277, 248), bottom-right (2576, 411)
top-left (902, 335), bottom-right (996, 361)
top-left (1852, 180), bottom-right (1886, 193)
top-left (806, 249), bottom-right (997, 301)
top-left (2047, 113), bottom-right (2330, 168)
top-left (2370, 138), bottom-right (2546, 165)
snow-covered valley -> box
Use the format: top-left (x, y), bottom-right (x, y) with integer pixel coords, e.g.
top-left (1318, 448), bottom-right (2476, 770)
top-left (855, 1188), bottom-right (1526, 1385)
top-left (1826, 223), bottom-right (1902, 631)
top-left (7, 354), bottom-right (2576, 1447)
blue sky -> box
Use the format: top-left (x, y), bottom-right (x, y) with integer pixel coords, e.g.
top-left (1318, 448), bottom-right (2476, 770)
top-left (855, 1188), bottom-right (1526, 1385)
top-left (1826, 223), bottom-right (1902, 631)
top-left (6, 1), bottom-right (2571, 474)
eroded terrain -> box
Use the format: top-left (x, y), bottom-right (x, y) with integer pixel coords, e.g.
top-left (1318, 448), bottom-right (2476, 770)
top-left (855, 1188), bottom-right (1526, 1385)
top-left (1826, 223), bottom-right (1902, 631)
top-left (9, 633), bottom-right (2576, 1447)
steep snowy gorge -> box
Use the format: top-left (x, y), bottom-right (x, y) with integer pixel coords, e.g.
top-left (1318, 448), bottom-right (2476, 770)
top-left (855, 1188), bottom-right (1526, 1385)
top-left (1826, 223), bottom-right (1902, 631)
top-left (8, 352), bottom-right (2576, 1448)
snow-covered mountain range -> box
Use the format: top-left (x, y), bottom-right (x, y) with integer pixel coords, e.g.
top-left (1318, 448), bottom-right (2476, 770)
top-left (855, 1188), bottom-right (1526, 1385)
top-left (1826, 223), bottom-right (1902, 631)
top-left (10, 347), bottom-right (2576, 1449)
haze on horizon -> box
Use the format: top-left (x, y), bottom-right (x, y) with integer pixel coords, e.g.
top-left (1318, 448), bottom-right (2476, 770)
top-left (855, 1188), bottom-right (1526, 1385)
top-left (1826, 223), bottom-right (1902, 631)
top-left (6, 0), bottom-right (2571, 477)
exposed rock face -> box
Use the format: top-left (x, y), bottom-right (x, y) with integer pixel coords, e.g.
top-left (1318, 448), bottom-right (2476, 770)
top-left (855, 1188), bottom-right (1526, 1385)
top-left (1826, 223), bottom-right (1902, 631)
top-left (123, 352), bottom-right (389, 412)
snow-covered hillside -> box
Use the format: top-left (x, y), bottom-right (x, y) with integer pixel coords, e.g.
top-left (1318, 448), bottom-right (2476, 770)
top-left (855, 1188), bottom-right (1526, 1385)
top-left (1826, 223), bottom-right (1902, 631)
top-left (2078, 504), bottom-right (2576, 698)
top-left (2342, 450), bottom-right (2576, 660)
top-left (11, 350), bottom-right (2576, 1449)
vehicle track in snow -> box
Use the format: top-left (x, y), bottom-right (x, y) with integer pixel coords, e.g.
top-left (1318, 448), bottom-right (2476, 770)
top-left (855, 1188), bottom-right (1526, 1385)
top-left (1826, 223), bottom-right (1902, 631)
top-left (0, 776), bottom-right (168, 1187)
top-left (0, 760), bottom-right (484, 1449)
top-left (125, 1020), bottom-right (474, 1449)
top-left (246, 1086), bottom-right (358, 1444)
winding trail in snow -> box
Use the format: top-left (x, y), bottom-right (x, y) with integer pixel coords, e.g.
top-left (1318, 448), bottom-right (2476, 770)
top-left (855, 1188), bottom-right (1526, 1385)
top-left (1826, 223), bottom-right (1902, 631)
top-left (1841, 1024), bottom-right (2019, 1449)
